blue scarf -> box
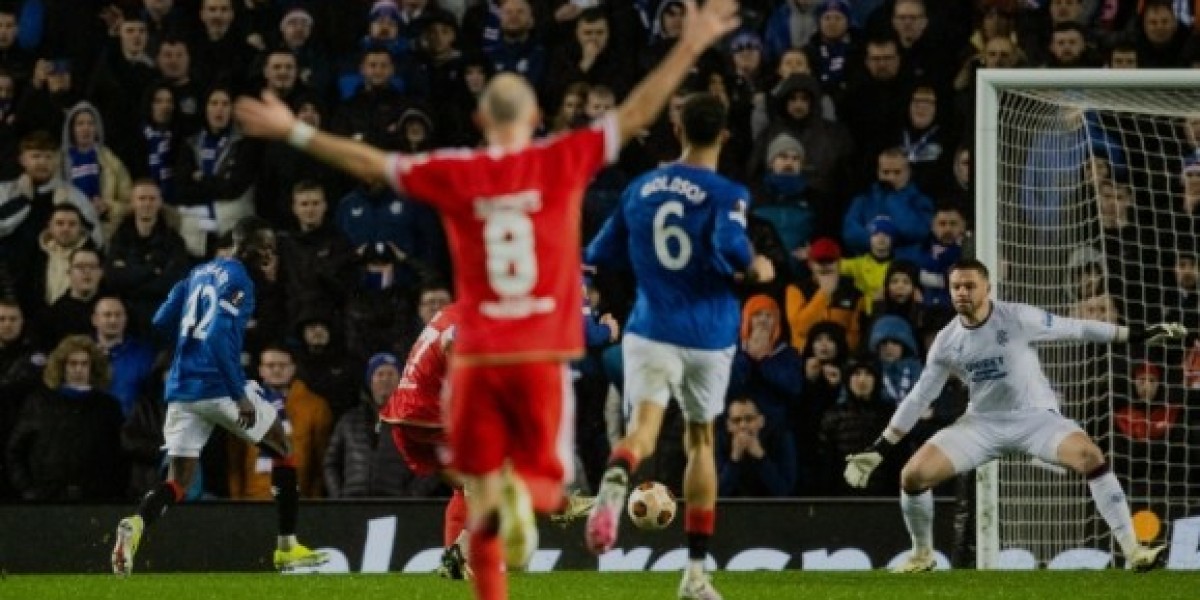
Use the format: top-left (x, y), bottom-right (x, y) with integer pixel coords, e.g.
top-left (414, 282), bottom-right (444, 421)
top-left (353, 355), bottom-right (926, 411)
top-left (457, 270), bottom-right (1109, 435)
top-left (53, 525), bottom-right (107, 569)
top-left (144, 125), bottom-right (174, 201)
top-left (762, 172), bottom-right (808, 201)
top-left (198, 128), bottom-right (230, 177)
top-left (68, 147), bottom-right (101, 199)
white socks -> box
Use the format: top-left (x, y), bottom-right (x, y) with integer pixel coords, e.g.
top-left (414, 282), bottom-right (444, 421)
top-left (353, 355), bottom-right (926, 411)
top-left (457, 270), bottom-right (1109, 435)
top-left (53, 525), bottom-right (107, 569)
top-left (1088, 470), bottom-right (1139, 558)
top-left (686, 559), bottom-right (705, 578)
top-left (277, 534), bottom-right (298, 551)
top-left (900, 489), bottom-right (934, 552)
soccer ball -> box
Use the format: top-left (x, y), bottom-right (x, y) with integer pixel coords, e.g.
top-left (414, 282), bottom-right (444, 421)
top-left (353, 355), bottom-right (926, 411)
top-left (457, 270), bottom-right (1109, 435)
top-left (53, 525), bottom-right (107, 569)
top-left (626, 481), bottom-right (676, 530)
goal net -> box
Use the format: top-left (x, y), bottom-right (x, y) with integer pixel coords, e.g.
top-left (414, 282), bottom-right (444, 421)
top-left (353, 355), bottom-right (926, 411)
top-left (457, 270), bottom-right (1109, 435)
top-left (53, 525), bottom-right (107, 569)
top-left (975, 70), bottom-right (1200, 569)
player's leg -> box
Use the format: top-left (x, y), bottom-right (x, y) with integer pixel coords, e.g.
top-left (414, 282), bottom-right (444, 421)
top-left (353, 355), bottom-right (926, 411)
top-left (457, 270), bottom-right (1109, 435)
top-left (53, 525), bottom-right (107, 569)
top-left (588, 334), bottom-right (679, 554)
top-left (448, 363), bottom-right (513, 600)
top-left (1048, 429), bottom-right (1165, 571)
top-left (674, 347), bottom-right (729, 599)
top-left (254, 421), bottom-right (329, 570)
top-left (894, 417), bottom-right (993, 573)
top-left (392, 422), bottom-right (471, 579)
top-left (113, 402), bottom-right (211, 576)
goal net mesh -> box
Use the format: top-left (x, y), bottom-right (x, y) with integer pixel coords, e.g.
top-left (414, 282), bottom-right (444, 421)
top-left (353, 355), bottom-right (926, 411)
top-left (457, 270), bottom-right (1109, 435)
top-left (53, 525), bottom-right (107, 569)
top-left (992, 86), bottom-right (1200, 566)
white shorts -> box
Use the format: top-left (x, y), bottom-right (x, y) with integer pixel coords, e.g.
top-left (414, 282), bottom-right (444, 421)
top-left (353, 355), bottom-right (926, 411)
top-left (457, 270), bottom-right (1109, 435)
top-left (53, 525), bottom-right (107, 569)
top-left (928, 408), bottom-right (1084, 474)
top-left (622, 333), bottom-right (734, 424)
top-left (163, 395), bottom-right (278, 458)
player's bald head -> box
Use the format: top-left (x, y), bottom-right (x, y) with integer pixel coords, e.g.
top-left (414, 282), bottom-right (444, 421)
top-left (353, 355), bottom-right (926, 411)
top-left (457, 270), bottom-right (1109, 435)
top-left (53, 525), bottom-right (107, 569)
top-left (478, 72), bottom-right (538, 127)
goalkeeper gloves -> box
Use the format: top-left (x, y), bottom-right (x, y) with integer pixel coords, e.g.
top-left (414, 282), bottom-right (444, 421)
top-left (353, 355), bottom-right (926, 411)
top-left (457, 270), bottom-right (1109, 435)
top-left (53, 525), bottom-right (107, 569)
top-left (1131, 323), bottom-right (1187, 346)
top-left (843, 436), bottom-right (896, 489)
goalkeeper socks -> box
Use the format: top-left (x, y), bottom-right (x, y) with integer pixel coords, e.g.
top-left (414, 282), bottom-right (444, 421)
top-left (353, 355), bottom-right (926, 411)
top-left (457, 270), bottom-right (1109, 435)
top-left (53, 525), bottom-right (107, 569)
top-left (685, 508), bottom-right (715, 576)
top-left (469, 512), bottom-right (505, 600)
top-left (900, 489), bottom-right (935, 552)
top-left (444, 488), bottom-right (469, 548)
top-left (271, 464), bottom-right (299, 538)
top-left (137, 480), bottom-right (184, 525)
top-left (1087, 465), bottom-right (1138, 557)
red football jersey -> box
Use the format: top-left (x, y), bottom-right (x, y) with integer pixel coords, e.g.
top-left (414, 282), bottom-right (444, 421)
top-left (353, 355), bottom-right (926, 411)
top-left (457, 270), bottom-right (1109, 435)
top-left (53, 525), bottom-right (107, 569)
top-left (390, 114), bottom-right (619, 362)
top-left (379, 304), bottom-right (460, 426)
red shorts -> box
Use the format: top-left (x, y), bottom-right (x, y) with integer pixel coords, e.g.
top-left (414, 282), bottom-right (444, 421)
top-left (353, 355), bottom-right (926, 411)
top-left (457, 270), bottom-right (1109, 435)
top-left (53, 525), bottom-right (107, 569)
top-left (391, 423), bottom-right (448, 477)
top-left (448, 361), bottom-right (574, 512)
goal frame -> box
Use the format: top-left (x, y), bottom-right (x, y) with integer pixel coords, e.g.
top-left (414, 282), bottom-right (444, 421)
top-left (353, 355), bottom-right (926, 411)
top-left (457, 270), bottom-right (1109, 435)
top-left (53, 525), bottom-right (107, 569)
top-left (974, 68), bottom-right (1200, 569)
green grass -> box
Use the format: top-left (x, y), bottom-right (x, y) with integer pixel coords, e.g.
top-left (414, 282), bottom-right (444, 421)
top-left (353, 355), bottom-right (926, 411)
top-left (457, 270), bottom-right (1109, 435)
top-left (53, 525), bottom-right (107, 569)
top-left (3, 571), bottom-right (1199, 600)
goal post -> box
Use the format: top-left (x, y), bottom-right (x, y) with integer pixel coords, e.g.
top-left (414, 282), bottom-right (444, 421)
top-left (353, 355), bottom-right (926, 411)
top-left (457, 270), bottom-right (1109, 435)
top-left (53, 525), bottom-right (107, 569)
top-left (975, 69), bottom-right (1200, 569)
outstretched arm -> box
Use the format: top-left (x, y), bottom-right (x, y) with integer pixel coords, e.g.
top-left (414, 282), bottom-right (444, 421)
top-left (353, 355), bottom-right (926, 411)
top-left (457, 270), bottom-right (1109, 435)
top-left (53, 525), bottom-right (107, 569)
top-left (1016, 303), bottom-right (1186, 346)
top-left (235, 92), bottom-right (393, 189)
top-left (615, 0), bottom-right (740, 143)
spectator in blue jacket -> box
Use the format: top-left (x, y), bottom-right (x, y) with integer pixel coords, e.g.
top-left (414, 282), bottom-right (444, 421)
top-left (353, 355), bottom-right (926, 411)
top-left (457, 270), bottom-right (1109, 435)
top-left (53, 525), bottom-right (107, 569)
top-left (718, 396), bottom-right (797, 497)
top-left (92, 296), bottom-right (155, 419)
top-left (727, 294), bottom-right (804, 427)
top-left (842, 147), bottom-right (934, 256)
top-left (485, 0), bottom-right (545, 88)
top-left (897, 203), bottom-right (965, 309)
top-left (868, 314), bottom-right (923, 405)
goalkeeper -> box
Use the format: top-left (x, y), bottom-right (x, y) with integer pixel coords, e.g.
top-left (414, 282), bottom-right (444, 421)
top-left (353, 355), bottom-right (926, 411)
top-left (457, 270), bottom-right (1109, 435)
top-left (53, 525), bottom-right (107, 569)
top-left (844, 258), bottom-right (1181, 573)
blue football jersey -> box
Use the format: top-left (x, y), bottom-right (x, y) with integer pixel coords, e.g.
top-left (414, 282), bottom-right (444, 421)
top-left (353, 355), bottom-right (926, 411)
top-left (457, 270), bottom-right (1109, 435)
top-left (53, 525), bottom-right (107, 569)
top-left (153, 257), bottom-right (256, 402)
top-left (586, 163), bottom-right (753, 350)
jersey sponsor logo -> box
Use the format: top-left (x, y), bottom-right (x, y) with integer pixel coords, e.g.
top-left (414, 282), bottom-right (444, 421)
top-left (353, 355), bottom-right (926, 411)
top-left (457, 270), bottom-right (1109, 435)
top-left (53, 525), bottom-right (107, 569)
top-left (964, 355), bottom-right (1007, 383)
top-left (996, 329), bottom-right (1009, 346)
top-left (1044, 311), bottom-right (1054, 328)
top-left (639, 175), bottom-right (708, 203)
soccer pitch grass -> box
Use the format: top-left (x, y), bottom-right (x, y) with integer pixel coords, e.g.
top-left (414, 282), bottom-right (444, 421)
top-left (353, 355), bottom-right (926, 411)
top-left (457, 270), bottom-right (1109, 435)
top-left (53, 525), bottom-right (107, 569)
top-left (5, 571), bottom-right (1200, 600)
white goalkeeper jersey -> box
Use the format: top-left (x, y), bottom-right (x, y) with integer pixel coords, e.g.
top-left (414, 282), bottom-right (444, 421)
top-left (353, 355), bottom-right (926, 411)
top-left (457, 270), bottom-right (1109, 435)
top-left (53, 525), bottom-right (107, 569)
top-left (889, 300), bottom-right (1119, 434)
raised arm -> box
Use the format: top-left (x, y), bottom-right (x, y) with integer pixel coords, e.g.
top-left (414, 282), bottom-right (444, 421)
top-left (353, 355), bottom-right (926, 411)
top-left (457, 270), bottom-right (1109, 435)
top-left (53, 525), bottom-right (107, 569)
top-left (235, 92), bottom-right (393, 189)
top-left (615, 0), bottom-right (740, 143)
top-left (1015, 302), bottom-right (1186, 346)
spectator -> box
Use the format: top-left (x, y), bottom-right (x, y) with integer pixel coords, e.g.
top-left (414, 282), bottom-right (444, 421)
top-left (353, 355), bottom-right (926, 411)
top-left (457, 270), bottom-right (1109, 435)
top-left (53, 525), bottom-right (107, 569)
top-left (87, 10), bottom-right (156, 169)
top-left (174, 85), bottom-right (259, 258)
top-left (1113, 361), bottom-right (1194, 502)
top-left (189, 0), bottom-right (257, 90)
top-left (92, 296), bottom-right (155, 419)
top-left (325, 352), bottom-right (445, 497)
top-left (228, 345), bottom-right (332, 499)
top-left (0, 298), bottom-right (45, 500)
top-left (804, 0), bottom-right (858, 102)
top-left (753, 132), bottom-right (816, 274)
top-left (155, 36), bottom-right (203, 136)
top-left (1069, 288), bottom-right (1122, 324)
top-left (1135, 0), bottom-right (1190, 68)
top-left (548, 81), bottom-right (588, 133)
top-left (13, 58), bottom-right (81, 141)
top-left (40, 246), bottom-right (105, 345)
top-left (31, 204), bottom-right (95, 311)
top-left (728, 294), bottom-right (804, 427)
top-left (890, 0), bottom-right (957, 91)
top-left (842, 148), bottom-right (934, 257)
top-left (129, 83), bottom-right (180, 203)
top-left (277, 7), bottom-right (333, 103)
top-left (278, 180), bottom-right (355, 318)
top-left (1161, 248), bottom-right (1200, 336)
top-left (120, 364), bottom-right (170, 500)
top-left (258, 47), bottom-right (306, 107)
top-left (416, 9), bottom-right (465, 111)
top-left (1018, 0), bottom-right (1087, 67)
top-left (870, 259), bottom-right (924, 331)
top-left (840, 216), bottom-right (897, 305)
top-left (59, 102), bottom-right (132, 240)
top-left (486, 0), bottom-right (546, 88)
top-left (839, 36), bottom-right (910, 170)
top-left (890, 84), bottom-right (955, 196)
top-left (868, 314), bottom-right (923, 405)
top-left (0, 5), bottom-right (33, 87)
top-left (292, 306), bottom-right (359, 421)
top-left (1044, 21), bottom-right (1099, 68)
top-left (6, 335), bottom-right (125, 501)
top-left (544, 8), bottom-right (633, 113)
top-left (0, 68), bottom-right (15, 180)
top-left (717, 396), bottom-right (798, 497)
top-left (103, 179), bottom-right (190, 337)
top-left (899, 204), bottom-right (965, 310)
top-left (332, 47), bottom-right (411, 150)
top-left (818, 356), bottom-right (896, 495)
top-left (785, 237), bottom-right (866, 351)
top-left (764, 0), bottom-right (820, 63)
top-left (1106, 40), bottom-right (1140, 69)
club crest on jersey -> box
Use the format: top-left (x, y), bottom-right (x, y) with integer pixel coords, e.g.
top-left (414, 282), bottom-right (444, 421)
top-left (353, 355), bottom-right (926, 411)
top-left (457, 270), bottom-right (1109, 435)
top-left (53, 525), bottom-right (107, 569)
top-left (996, 329), bottom-right (1009, 346)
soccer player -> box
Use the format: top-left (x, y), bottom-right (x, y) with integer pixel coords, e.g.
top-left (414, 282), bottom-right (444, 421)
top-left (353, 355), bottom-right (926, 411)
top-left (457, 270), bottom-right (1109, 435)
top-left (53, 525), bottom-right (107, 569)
top-left (234, 2), bottom-right (741, 598)
top-left (111, 217), bottom-right (328, 575)
top-left (377, 302), bottom-right (470, 579)
top-left (584, 92), bottom-right (775, 599)
top-left (844, 258), bottom-right (1182, 572)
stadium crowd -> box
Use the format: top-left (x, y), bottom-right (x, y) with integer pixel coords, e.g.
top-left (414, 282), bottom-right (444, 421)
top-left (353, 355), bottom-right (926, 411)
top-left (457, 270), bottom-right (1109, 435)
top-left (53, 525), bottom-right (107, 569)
top-left (0, 0), bottom-right (1198, 505)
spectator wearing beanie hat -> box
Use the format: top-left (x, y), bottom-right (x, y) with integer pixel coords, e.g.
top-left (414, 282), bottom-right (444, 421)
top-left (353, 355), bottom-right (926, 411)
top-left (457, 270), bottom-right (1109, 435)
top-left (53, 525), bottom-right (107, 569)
top-left (754, 132), bottom-right (815, 275)
top-left (839, 215), bottom-right (897, 306)
top-left (784, 237), bottom-right (866, 351)
top-left (804, 0), bottom-right (857, 97)
top-left (279, 7), bottom-right (334, 100)
top-left (324, 352), bottom-right (444, 497)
